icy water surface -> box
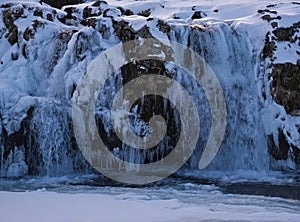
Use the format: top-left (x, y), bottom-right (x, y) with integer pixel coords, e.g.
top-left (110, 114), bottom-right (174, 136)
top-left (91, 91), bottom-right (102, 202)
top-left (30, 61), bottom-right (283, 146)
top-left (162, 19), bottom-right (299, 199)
top-left (0, 172), bottom-right (299, 201)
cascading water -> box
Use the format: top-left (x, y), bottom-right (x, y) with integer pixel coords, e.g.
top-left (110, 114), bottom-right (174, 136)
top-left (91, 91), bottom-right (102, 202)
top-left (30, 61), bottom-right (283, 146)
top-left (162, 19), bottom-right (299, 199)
top-left (26, 99), bottom-right (90, 176)
top-left (78, 22), bottom-right (270, 174)
top-left (171, 23), bottom-right (270, 171)
top-left (1, 1), bottom-right (297, 179)
top-left (0, 23), bottom-right (270, 177)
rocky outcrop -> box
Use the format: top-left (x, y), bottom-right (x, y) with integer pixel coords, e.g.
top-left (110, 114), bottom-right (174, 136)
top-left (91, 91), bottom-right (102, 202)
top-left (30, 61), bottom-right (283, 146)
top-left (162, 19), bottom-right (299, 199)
top-left (260, 6), bottom-right (300, 168)
top-left (270, 62), bottom-right (300, 114)
top-left (2, 5), bottom-right (24, 45)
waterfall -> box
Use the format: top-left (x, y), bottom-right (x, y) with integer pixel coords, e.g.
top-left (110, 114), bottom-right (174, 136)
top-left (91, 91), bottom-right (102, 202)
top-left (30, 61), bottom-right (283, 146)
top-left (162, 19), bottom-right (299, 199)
top-left (0, 2), bottom-right (282, 178)
top-left (0, 22), bottom-right (270, 177)
top-left (84, 22), bottom-right (270, 174)
top-left (25, 98), bottom-right (90, 176)
top-left (171, 23), bottom-right (270, 171)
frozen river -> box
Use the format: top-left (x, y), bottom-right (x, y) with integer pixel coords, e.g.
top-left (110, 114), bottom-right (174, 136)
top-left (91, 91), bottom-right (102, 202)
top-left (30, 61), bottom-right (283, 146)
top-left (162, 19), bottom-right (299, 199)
top-left (0, 172), bottom-right (299, 222)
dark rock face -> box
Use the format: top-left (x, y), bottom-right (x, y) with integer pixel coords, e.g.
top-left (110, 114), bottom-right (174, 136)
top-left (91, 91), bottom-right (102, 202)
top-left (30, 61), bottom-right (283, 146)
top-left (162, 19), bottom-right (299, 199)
top-left (271, 62), bottom-right (300, 114)
top-left (268, 129), bottom-right (290, 161)
top-left (268, 129), bottom-right (300, 167)
top-left (263, 20), bottom-right (300, 116)
top-left (272, 21), bottom-right (300, 42)
top-left (41, 1), bottom-right (83, 9)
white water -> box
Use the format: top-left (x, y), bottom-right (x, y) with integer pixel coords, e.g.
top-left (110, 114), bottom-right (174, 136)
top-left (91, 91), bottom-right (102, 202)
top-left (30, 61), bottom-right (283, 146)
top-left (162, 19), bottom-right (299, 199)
top-left (169, 23), bottom-right (269, 172)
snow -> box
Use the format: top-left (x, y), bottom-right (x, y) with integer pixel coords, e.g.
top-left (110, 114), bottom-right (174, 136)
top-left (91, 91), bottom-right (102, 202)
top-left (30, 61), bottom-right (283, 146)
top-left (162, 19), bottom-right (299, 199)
top-left (273, 41), bottom-right (299, 64)
top-left (0, 189), bottom-right (299, 222)
top-left (123, 15), bottom-right (147, 31)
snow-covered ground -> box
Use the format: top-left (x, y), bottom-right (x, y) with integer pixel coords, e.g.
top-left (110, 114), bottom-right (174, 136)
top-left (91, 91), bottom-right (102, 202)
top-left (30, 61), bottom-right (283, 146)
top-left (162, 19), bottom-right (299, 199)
top-left (1, 183), bottom-right (300, 222)
top-left (0, 174), bottom-right (299, 222)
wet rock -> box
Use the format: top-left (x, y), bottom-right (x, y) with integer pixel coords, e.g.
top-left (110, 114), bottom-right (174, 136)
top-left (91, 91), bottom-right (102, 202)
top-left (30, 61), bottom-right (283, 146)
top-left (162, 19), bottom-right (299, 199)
top-left (291, 144), bottom-right (300, 164)
top-left (81, 17), bottom-right (114, 39)
top-left (268, 129), bottom-right (290, 161)
top-left (21, 43), bottom-right (28, 59)
top-left (96, 57), bottom-right (180, 164)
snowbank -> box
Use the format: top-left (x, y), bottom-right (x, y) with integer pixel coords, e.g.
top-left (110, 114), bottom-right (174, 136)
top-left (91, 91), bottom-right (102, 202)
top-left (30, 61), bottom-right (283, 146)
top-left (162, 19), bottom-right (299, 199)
top-left (0, 190), bottom-right (299, 222)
